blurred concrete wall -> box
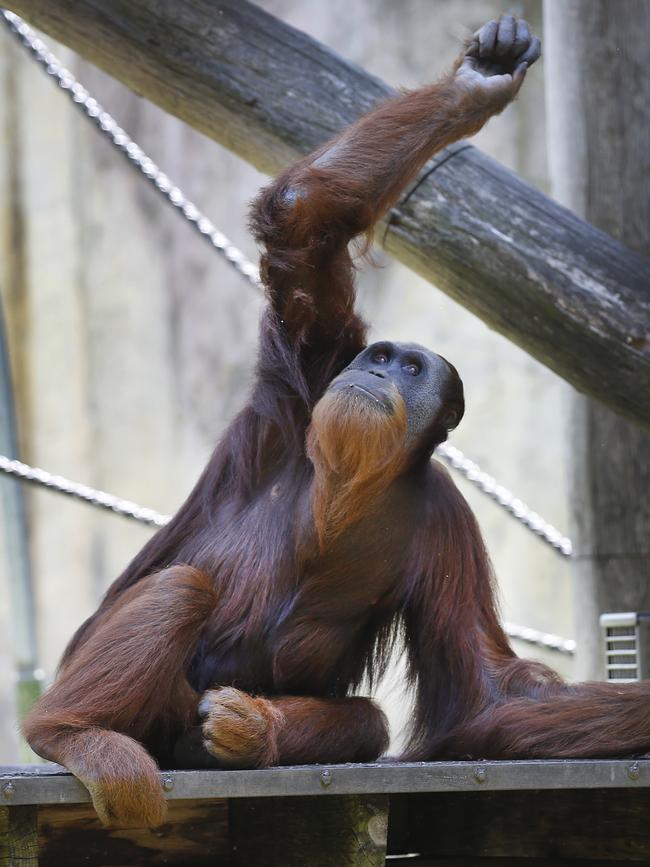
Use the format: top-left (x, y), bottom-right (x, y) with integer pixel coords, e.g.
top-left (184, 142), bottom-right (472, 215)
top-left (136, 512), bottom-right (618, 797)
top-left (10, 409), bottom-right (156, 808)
top-left (0, 0), bottom-right (573, 759)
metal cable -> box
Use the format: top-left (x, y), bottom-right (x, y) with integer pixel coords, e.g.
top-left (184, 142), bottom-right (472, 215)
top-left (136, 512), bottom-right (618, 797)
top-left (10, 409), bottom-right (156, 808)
top-left (0, 454), bottom-right (575, 654)
top-left (0, 455), bottom-right (170, 527)
top-left (0, 10), bottom-right (262, 289)
top-left (438, 444), bottom-right (572, 557)
top-left (503, 621), bottom-right (576, 656)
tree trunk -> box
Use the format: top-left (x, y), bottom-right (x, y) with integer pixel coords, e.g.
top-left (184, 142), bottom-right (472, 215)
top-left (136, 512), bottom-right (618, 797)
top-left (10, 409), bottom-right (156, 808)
top-left (544, 0), bottom-right (650, 678)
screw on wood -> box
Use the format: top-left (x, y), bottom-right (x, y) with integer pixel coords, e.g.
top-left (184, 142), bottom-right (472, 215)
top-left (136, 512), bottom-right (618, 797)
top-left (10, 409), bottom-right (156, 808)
top-left (2, 782), bottom-right (15, 800)
top-left (627, 762), bottom-right (641, 781)
top-left (162, 776), bottom-right (174, 791)
top-left (320, 769), bottom-right (333, 788)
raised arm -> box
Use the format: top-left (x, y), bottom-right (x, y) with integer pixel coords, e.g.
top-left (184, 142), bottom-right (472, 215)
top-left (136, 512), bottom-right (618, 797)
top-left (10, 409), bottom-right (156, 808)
top-left (250, 16), bottom-right (540, 398)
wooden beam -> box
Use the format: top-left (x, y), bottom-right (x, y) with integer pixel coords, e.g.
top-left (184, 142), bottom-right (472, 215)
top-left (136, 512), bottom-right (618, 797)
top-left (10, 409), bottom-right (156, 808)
top-left (38, 800), bottom-right (230, 867)
top-left (388, 789), bottom-right (650, 862)
top-left (0, 805), bottom-right (38, 867)
top-left (230, 795), bottom-right (388, 866)
top-left (4, 0), bottom-right (650, 430)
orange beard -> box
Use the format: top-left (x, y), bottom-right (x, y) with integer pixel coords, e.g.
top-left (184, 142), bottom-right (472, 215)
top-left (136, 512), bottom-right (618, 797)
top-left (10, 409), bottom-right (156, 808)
top-left (306, 385), bottom-right (408, 550)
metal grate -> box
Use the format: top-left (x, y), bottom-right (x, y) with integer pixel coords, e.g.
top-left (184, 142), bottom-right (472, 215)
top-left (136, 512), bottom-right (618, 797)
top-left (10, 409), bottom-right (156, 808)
top-left (600, 613), bottom-right (650, 682)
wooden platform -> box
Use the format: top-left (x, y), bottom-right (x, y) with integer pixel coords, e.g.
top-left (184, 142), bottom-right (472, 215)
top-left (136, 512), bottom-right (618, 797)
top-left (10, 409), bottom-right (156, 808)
top-left (2, 759), bottom-right (650, 865)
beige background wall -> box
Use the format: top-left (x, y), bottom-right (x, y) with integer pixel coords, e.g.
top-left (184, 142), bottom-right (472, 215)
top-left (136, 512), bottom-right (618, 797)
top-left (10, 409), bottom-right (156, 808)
top-left (0, 0), bottom-right (573, 759)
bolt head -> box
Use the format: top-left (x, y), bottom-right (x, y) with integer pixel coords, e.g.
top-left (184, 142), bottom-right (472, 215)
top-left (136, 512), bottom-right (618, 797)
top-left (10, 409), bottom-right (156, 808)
top-left (320, 769), bottom-right (333, 788)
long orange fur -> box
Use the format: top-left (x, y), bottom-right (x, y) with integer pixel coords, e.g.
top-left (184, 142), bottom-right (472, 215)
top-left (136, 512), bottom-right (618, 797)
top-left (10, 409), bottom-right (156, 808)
top-left (25, 20), bottom-right (647, 833)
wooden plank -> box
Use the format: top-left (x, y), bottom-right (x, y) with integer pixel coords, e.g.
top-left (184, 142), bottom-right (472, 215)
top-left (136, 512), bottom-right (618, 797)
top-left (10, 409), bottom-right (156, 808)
top-left (388, 789), bottom-right (650, 862)
top-left (2, 760), bottom-right (650, 806)
top-left (0, 805), bottom-right (38, 867)
top-left (3, 0), bottom-right (650, 431)
top-left (4, 792), bottom-right (650, 866)
top-left (387, 861), bottom-right (648, 866)
top-left (230, 794), bottom-right (388, 866)
top-left (38, 799), bottom-right (229, 867)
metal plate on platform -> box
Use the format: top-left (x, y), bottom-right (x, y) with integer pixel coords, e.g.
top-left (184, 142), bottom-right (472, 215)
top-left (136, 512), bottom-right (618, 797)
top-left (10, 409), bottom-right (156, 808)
top-left (1, 759), bottom-right (649, 805)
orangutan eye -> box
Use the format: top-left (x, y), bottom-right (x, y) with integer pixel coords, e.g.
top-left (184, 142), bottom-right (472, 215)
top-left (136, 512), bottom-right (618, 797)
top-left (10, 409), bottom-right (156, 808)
top-left (403, 362), bottom-right (421, 376)
top-left (374, 351), bottom-right (390, 364)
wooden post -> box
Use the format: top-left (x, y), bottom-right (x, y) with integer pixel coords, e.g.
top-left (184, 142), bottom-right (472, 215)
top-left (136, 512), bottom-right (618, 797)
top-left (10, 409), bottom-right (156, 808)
top-left (230, 795), bottom-right (388, 866)
top-left (4, 0), bottom-right (650, 431)
top-left (544, 0), bottom-right (650, 677)
top-left (0, 805), bottom-right (38, 867)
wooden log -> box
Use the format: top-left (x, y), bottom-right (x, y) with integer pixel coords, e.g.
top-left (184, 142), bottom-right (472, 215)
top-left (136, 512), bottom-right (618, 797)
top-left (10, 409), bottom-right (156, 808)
top-left (3, 1), bottom-right (650, 429)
